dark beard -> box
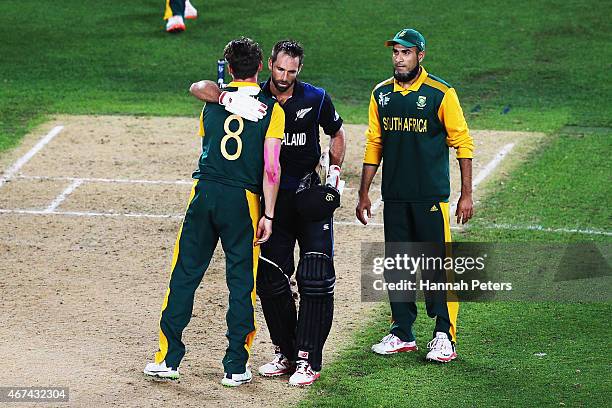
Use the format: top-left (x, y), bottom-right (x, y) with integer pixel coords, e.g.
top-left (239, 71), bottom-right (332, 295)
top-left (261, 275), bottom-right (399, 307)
top-left (394, 63), bottom-right (420, 83)
top-left (271, 76), bottom-right (294, 93)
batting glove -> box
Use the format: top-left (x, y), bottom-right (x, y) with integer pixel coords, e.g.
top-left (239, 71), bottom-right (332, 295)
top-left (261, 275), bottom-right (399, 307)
top-left (219, 90), bottom-right (268, 122)
top-left (326, 164), bottom-right (345, 194)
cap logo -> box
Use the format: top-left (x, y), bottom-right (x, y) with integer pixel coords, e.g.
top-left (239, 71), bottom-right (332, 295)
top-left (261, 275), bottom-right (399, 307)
top-left (398, 29), bottom-right (408, 37)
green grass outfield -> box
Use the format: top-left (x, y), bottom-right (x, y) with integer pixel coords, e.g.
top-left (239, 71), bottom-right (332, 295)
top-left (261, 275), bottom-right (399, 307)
top-left (301, 127), bottom-right (611, 408)
top-left (1, 0), bottom-right (611, 150)
top-left (2, 1), bottom-right (611, 407)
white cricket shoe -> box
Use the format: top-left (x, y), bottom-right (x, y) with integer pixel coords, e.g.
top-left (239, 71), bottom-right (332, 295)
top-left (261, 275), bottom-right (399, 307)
top-left (258, 348), bottom-right (295, 377)
top-left (426, 332), bottom-right (457, 363)
top-left (165, 15), bottom-right (185, 33)
top-left (184, 0), bottom-right (198, 19)
top-left (143, 360), bottom-right (180, 380)
top-left (221, 367), bottom-right (252, 387)
top-left (371, 333), bottom-right (418, 355)
top-left (288, 360), bottom-right (320, 387)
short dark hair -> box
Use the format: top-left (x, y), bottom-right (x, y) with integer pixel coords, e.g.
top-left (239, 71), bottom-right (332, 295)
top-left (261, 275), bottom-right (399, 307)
top-left (270, 39), bottom-right (304, 65)
top-left (223, 37), bottom-right (263, 79)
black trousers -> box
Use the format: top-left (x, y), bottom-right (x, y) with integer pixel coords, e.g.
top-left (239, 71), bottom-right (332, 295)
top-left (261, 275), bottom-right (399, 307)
top-left (258, 188), bottom-right (334, 371)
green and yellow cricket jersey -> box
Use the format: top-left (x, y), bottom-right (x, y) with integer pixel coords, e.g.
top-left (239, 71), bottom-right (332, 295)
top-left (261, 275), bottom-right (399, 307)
top-left (193, 81), bottom-right (285, 193)
top-left (364, 67), bottom-right (474, 203)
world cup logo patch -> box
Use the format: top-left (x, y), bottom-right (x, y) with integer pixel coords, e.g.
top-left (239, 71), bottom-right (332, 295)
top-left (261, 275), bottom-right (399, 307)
top-left (378, 92), bottom-right (391, 107)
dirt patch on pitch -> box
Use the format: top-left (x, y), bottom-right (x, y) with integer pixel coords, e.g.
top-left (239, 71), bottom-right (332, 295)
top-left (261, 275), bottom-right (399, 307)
top-left (0, 116), bottom-right (544, 407)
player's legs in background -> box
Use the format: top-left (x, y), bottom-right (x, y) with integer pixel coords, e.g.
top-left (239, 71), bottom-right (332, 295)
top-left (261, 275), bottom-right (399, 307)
top-left (214, 183), bottom-right (260, 375)
top-left (164, 0), bottom-right (185, 19)
top-left (294, 215), bottom-right (335, 372)
top-left (411, 201), bottom-right (458, 343)
top-left (184, 0), bottom-right (198, 19)
top-left (257, 190), bottom-right (298, 364)
top-left (383, 201), bottom-right (418, 342)
top-left (163, 0), bottom-right (186, 33)
top-left (155, 180), bottom-right (219, 369)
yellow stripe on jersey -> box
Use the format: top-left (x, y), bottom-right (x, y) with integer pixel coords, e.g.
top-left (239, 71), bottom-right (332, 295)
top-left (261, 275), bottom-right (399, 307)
top-left (227, 81), bottom-right (260, 89)
top-left (243, 189), bottom-right (261, 357)
top-left (374, 77), bottom-right (394, 91)
top-left (155, 180), bottom-right (198, 364)
top-left (364, 92), bottom-right (383, 165)
top-left (198, 107), bottom-right (205, 137)
top-left (265, 103), bottom-right (285, 140)
top-left (423, 77), bottom-right (450, 94)
top-left (438, 88), bottom-right (474, 159)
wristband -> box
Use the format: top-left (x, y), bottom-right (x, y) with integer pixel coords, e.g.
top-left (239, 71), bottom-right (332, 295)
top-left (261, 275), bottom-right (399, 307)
top-left (218, 91), bottom-right (229, 105)
top-left (264, 214), bottom-right (274, 221)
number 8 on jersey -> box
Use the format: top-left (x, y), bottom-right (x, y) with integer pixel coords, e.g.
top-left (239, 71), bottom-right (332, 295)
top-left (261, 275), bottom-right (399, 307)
top-left (221, 114), bottom-right (244, 161)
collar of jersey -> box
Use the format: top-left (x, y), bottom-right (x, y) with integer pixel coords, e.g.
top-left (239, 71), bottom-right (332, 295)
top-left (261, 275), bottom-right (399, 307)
top-left (393, 67), bottom-right (428, 95)
top-left (227, 81), bottom-right (261, 89)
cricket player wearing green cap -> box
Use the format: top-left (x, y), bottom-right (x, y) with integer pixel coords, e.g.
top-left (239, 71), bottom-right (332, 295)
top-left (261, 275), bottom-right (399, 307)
top-left (356, 28), bottom-right (474, 363)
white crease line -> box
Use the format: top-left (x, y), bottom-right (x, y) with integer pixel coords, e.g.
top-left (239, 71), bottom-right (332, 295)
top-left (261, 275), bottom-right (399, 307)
top-left (451, 143), bottom-right (515, 214)
top-left (16, 175), bottom-right (193, 185)
top-left (0, 126), bottom-right (64, 188)
top-left (371, 196), bottom-right (383, 213)
top-left (44, 179), bottom-right (83, 213)
top-left (484, 223), bottom-right (612, 237)
top-left (0, 209), bottom-right (182, 219)
top-left (472, 143), bottom-right (515, 187)
top-left (6, 208), bottom-right (601, 236)
top-left (333, 220), bottom-right (461, 230)
top-left (335, 220), bottom-right (383, 227)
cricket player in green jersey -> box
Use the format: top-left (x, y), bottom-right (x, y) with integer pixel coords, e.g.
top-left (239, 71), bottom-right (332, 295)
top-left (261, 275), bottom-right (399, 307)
top-left (144, 37), bottom-right (285, 387)
top-left (356, 28), bottom-right (474, 363)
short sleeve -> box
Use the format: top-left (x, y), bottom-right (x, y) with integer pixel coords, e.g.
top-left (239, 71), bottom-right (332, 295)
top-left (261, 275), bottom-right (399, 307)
top-left (265, 103), bottom-right (285, 139)
top-left (319, 93), bottom-right (343, 135)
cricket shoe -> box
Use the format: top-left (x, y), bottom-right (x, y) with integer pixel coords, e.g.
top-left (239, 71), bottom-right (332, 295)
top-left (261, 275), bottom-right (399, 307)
top-left (184, 0), bottom-right (198, 19)
top-left (221, 367), bottom-right (252, 387)
top-left (258, 347), bottom-right (295, 377)
top-left (371, 333), bottom-right (418, 355)
top-left (143, 360), bottom-right (180, 380)
top-left (288, 360), bottom-right (320, 387)
top-left (426, 332), bottom-right (457, 363)
top-left (165, 15), bottom-right (185, 33)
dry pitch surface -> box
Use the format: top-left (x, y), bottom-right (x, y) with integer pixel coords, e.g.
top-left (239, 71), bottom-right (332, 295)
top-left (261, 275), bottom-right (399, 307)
top-left (0, 115), bottom-right (543, 407)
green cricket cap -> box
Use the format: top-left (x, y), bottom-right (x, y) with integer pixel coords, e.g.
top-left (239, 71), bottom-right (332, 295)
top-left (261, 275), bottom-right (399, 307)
top-left (385, 28), bottom-right (426, 51)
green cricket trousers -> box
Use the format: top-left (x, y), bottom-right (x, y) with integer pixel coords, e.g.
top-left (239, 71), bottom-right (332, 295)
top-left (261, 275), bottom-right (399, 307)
top-left (383, 201), bottom-right (459, 343)
top-left (154, 179), bottom-right (260, 374)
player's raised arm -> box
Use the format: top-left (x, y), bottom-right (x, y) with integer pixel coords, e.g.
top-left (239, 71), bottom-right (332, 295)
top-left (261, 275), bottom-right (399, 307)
top-left (189, 80), bottom-right (222, 102)
top-left (190, 80), bottom-right (268, 122)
